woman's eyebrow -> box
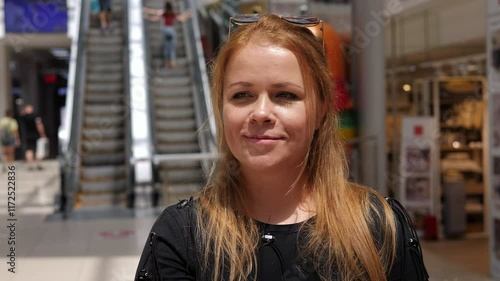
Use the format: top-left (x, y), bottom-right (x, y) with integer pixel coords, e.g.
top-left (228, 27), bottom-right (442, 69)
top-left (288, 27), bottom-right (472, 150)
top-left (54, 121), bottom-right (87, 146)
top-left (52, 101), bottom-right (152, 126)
top-left (271, 82), bottom-right (304, 90)
top-left (227, 81), bottom-right (253, 88)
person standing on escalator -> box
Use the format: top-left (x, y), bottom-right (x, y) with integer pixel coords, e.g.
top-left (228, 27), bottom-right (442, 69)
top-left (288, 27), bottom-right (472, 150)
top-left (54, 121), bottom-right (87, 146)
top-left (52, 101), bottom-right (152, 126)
top-left (143, 2), bottom-right (191, 68)
top-left (98, 0), bottom-right (113, 33)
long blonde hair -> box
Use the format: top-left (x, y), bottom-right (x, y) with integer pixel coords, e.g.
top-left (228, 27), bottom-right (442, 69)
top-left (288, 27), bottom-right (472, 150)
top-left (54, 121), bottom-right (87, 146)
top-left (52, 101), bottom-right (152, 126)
top-left (197, 14), bottom-right (396, 280)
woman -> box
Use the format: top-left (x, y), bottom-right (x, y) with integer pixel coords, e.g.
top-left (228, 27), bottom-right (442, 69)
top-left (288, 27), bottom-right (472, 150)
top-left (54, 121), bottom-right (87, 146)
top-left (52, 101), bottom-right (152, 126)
top-left (135, 14), bottom-right (428, 280)
top-left (0, 109), bottom-right (20, 171)
top-left (143, 2), bottom-right (191, 68)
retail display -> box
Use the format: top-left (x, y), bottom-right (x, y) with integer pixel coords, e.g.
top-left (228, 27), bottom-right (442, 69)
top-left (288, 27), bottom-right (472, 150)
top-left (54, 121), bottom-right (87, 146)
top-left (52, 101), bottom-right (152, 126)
top-left (398, 117), bottom-right (437, 237)
top-left (434, 76), bottom-right (488, 235)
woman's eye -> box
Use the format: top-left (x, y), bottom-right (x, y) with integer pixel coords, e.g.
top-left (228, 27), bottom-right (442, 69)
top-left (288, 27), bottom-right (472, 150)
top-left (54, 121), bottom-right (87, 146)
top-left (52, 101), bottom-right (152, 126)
top-left (231, 92), bottom-right (251, 100)
top-left (275, 92), bottom-right (299, 100)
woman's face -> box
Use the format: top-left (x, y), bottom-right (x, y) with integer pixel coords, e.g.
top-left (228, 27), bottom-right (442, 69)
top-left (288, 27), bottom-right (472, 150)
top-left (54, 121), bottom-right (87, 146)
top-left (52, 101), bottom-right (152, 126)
top-left (222, 43), bottom-right (316, 174)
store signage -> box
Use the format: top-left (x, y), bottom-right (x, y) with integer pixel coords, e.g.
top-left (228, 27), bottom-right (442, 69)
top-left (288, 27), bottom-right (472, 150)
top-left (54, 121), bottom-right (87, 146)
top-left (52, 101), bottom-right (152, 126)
top-left (399, 117), bottom-right (437, 237)
top-left (4, 0), bottom-right (68, 33)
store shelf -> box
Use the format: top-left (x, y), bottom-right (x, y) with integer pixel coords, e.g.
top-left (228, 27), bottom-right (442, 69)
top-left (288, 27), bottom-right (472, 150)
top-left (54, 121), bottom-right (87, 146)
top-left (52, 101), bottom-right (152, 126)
top-left (465, 183), bottom-right (484, 195)
top-left (465, 203), bottom-right (484, 215)
top-left (435, 76), bottom-right (488, 237)
top-left (440, 124), bottom-right (482, 130)
top-left (466, 222), bottom-right (484, 233)
top-left (440, 146), bottom-right (482, 152)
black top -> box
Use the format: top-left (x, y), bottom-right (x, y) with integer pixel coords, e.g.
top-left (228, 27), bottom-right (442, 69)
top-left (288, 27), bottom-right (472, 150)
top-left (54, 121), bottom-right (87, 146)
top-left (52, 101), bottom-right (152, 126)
top-left (21, 113), bottom-right (40, 140)
top-left (135, 198), bottom-right (427, 281)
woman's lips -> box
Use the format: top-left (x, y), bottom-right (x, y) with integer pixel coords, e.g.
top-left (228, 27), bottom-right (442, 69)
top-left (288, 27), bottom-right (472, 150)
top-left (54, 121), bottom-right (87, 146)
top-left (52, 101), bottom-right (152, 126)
top-left (245, 135), bottom-right (282, 144)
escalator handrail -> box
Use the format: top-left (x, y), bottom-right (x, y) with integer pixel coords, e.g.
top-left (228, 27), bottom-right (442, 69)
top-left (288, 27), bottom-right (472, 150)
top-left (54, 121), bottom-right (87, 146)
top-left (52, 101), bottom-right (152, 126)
top-left (123, 0), bottom-right (135, 200)
top-left (184, 0), bottom-right (217, 153)
top-left (189, 0), bottom-right (216, 142)
top-left (127, 0), bottom-right (154, 186)
top-left (141, 0), bottom-right (158, 157)
top-left (179, 0), bottom-right (218, 176)
top-left (59, 0), bottom-right (91, 214)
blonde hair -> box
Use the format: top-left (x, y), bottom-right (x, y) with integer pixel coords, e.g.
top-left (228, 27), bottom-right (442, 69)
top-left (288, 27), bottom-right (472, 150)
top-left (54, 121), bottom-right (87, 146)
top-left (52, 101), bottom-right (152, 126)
top-left (197, 14), bottom-right (396, 280)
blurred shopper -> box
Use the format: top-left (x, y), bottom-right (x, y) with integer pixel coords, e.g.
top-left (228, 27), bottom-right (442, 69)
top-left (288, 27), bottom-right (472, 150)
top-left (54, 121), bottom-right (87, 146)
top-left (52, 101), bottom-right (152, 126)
top-left (143, 2), bottom-right (191, 68)
top-left (99, 0), bottom-right (113, 33)
top-left (0, 109), bottom-right (20, 172)
top-left (20, 105), bottom-right (46, 171)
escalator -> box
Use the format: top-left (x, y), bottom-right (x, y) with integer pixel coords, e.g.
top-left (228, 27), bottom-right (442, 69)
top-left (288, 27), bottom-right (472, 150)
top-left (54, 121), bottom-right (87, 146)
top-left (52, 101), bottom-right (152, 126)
top-left (59, 0), bottom-right (213, 214)
top-left (77, 0), bottom-right (128, 208)
top-left (59, 0), bottom-right (131, 212)
top-left (144, 0), bottom-right (216, 205)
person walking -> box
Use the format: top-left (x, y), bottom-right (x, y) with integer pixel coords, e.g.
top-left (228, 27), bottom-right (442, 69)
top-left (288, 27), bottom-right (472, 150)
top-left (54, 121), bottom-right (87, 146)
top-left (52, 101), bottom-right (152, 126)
top-left (143, 2), bottom-right (191, 68)
top-left (20, 104), bottom-right (46, 171)
top-left (0, 109), bottom-right (20, 172)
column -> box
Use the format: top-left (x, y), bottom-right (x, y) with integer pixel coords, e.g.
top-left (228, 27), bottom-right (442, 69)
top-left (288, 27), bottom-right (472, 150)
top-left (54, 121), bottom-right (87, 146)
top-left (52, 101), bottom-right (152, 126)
top-left (0, 40), bottom-right (11, 116)
top-left (351, 0), bottom-right (388, 194)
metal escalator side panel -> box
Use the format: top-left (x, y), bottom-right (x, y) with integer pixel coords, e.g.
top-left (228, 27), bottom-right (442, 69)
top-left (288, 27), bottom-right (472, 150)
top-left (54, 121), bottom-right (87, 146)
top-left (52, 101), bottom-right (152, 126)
top-left (59, 0), bottom-right (91, 215)
top-left (75, 0), bottom-right (130, 210)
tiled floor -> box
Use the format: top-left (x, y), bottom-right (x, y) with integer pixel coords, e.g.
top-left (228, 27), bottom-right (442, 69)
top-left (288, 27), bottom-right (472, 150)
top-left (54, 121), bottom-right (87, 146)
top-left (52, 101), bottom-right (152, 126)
top-left (0, 160), bottom-right (495, 281)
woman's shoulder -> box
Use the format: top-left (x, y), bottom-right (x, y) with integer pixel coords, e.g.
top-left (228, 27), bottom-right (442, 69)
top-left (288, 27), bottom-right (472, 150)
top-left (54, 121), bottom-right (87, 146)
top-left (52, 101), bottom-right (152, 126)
top-left (348, 182), bottom-right (390, 211)
top-left (152, 197), bottom-right (198, 234)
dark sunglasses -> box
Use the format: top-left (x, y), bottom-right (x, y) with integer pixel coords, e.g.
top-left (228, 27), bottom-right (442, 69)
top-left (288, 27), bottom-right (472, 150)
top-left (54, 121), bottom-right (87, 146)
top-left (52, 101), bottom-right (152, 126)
top-left (228, 14), bottom-right (324, 51)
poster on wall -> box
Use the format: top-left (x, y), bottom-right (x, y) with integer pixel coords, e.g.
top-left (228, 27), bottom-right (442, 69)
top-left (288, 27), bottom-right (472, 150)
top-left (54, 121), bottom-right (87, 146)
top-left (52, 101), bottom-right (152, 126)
top-left (405, 147), bottom-right (430, 174)
top-left (405, 177), bottom-right (431, 202)
top-left (4, 0), bottom-right (68, 33)
top-left (399, 117), bottom-right (437, 236)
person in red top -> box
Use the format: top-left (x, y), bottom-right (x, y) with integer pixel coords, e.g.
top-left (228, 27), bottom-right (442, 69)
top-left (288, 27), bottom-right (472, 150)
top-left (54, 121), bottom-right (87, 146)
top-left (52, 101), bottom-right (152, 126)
top-left (143, 2), bottom-right (191, 68)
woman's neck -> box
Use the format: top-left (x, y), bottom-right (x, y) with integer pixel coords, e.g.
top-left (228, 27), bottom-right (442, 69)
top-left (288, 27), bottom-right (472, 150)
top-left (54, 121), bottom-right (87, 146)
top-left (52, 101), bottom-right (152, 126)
top-left (240, 170), bottom-right (315, 225)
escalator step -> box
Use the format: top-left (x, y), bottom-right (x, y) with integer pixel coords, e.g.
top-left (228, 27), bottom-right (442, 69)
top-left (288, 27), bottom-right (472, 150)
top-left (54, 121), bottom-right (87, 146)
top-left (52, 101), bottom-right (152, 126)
top-left (157, 143), bottom-right (200, 154)
top-left (85, 93), bottom-right (123, 103)
top-left (156, 108), bottom-right (194, 119)
top-left (80, 180), bottom-right (126, 193)
top-left (155, 119), bottom-right (195, 131)
top-left (152, 86), bottom-right (191, 97)
top-left (82, 153), bottom-right (125, 166)
top-left (156, 132), bottom-right (197, 143)
top-left (155, 97), bottom-right (193, 108)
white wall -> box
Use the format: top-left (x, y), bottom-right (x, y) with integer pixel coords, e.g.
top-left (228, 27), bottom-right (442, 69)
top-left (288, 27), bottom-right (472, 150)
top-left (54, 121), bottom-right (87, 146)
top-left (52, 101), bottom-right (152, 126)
top-left (386, 0), bottom-right (486, 58)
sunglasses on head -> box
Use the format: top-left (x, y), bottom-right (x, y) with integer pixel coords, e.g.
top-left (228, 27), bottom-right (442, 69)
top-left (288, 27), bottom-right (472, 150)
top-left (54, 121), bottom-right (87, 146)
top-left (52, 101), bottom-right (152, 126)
top-left (228, 14), bottom-right (324, 51)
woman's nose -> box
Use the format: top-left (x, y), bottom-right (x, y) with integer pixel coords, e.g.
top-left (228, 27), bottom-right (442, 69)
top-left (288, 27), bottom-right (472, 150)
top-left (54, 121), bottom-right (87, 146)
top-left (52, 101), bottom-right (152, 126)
top-left (250, 95), bottom-right (274, 125)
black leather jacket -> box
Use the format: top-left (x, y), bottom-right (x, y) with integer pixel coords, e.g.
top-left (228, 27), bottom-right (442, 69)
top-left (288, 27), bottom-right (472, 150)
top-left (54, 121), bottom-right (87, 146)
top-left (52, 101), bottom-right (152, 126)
top-left (135, 198), bottom-right (429, 281)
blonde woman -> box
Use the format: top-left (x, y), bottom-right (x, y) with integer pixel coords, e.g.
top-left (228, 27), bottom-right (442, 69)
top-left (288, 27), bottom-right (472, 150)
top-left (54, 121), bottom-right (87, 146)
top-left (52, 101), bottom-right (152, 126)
top-left (135, 14), bottom-right (428, 281)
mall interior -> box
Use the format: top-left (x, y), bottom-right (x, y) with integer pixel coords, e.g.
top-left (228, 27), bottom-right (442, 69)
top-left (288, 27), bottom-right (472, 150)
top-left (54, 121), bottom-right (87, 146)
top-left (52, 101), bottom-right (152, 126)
top-left (0, 0), bottom-right (498, 280)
